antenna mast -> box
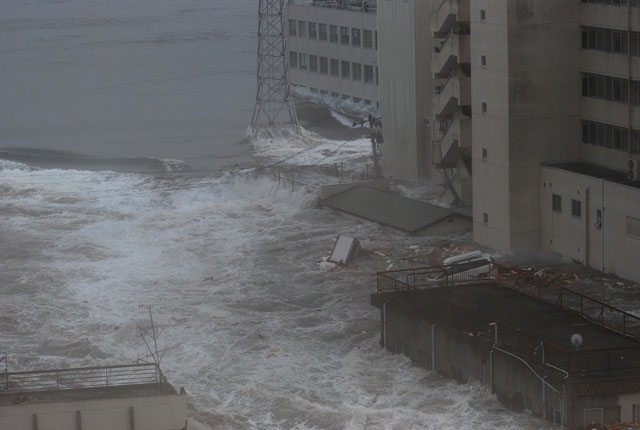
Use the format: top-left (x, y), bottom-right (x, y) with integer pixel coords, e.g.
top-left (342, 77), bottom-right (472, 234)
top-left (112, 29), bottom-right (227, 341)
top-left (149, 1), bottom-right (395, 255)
top-left (251, 0), bottom-right (299, 135)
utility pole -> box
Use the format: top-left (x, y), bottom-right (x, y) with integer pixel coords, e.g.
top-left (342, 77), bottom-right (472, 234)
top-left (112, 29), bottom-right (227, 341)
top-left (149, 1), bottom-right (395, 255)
top-left (354, 114), bottom-right (383, 178)
top-left (251, 0), bottom-right (299, 136)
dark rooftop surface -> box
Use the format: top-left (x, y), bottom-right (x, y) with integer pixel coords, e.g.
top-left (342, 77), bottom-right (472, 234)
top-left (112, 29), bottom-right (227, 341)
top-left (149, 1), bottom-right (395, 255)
top-left (0, 383), bottom-right (177, 407)
top-left (375, 283), bottom-right (640, 352)
top-left (547, 161), bottom-right (640, 189)
top-left (321, 185), bottom-right (465, 233)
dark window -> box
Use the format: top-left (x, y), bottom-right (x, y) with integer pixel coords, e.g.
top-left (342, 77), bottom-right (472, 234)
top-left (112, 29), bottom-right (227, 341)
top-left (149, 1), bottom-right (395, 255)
top-left (483, 213), bottom-right (488, 224)
top-left (319, 56), bottom-right (328, 74)
top-left (308, 22), bottom-right (317, 39)
top-left (341, 60), bottom-right (350, 79)
top-left (552, 194), bottom-right (562, 213)
top-left (289, 51), bottom-right (297, 68)
top-left (329, 25), bottom-right (338, 43)
top-left (299, 53), bottom-right (307, 69)
top-left (309, 55), bottom-right (318, 72)
top-left (571, 199), bottom-right (582, 218)
top-left (340, 26), bottom-right (350, 45)
top-left (582, 72), bottom-right (631, 103)
top-left (481, 55), bottom-right (487, 66)
top-left (319, 24), bottom-right (328, 41)
top-left (480, 10), bottom-right (486, 21)
top-left (632, 130), bottom-right (640, 154)
top-left (481, 102), bottom-right (487, 113)
top-left (363, 30), bottom-right (373, 48)
top-left (288, 19), bottom-right (297, 36)
top-left (298, 21), bottom-right (306, 38)
top-left (351, 28), bottom-right (361, 47)
top-left (330, 58), bottom-right (339, 76)
top-left (364, 65), bottom-right (374, 83)
top-left (352, 62), bottom-right (362, 81)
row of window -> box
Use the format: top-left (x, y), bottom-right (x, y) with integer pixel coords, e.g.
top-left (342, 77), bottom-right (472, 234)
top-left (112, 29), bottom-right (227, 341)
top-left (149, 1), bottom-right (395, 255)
top-left (581, 72), bottom-right (640, 105)
top-left (581, 26), bottom-right (640, 56)
top-left (289, 51), bottom-right (379, 85)
top-left (552, 193), bottom-right (584, 219)
top-left (582, 0), bottom-right (640, 6)
top-left (582, 119), bottom-right (640, 154)
top-left (288, 19), bottom-right (378, 49)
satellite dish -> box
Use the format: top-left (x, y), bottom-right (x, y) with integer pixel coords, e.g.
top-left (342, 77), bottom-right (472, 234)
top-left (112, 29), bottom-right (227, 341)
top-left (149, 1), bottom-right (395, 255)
top-left (571, 333), bottom-right (583, 350)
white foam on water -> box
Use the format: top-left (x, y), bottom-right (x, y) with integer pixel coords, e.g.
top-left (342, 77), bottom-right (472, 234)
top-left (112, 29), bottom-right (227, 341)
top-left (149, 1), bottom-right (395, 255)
top-left (293, 87), bottom-right (378, 118)
top-left (0, 164), bottom-right (556, 429)
top-left (0, 159), bottom-right (35, 172)
top-left (329, 110), bottom-right (357, 128)
top-left (251, 126), bottom-right (373, 169)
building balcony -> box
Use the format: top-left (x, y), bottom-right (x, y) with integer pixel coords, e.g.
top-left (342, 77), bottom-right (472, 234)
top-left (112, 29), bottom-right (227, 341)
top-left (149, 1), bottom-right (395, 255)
top-left (432, 0), bottom-right (470, 37)
top-left (432, 33), bottom-right (470, 76)
top-left (433, 75), bottom-right (471, 115)
top-left (434, 112), bottom-right (471, 168)
top-left (581, 2), bottom-right (640, 30)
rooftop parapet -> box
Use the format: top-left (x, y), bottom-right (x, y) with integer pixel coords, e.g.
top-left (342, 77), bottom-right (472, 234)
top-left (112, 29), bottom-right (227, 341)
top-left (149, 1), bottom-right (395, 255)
top-left (0, 363), bottom-right (176, 405)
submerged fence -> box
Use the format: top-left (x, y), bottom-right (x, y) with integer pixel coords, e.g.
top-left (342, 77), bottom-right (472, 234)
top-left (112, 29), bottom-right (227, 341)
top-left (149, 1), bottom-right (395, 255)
top-left (0, 363), bottom-right (163, 394)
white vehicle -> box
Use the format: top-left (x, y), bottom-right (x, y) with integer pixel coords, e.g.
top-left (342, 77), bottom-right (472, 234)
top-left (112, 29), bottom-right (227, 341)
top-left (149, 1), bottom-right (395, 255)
top-left (414, 252), bottom-right (494, 287)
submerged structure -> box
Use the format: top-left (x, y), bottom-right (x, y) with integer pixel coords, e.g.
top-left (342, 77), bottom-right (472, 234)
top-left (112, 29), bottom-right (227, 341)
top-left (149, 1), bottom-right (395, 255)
top-left (372, 263), bottom-right (640, 429)
top-left (0, 363), bottom-right (187, 430)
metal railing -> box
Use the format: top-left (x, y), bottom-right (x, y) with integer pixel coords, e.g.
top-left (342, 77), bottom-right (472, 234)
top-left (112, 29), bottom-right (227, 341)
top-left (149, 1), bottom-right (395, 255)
top-left (376, 261), bottom-right (490, 293)
top-left (434, 27), bottom-right (455, 53)
top-left (493, 264), bottom-right (640, 340)
top-left (0, 363), bottom-right (162, 394)
top-left (375, 263), bottom-right (640, 375)
top-left (305, 1), bottom-right (377, 13)
top-left (434, 69), bottom-right (456, 95)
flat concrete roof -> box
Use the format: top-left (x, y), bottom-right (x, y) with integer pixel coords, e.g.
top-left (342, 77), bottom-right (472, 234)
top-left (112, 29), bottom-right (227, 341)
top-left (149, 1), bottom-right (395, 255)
top-left (546, 161), bottom-right (640, 189)
top-left (321, 185), bottom-right (466, 234)
top-left (374, 283), bottom-right (640, 352)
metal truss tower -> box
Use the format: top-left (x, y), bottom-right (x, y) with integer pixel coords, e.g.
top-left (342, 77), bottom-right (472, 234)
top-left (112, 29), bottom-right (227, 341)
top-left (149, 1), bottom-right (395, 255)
top-left (251, 0), bottom-right (299, 135)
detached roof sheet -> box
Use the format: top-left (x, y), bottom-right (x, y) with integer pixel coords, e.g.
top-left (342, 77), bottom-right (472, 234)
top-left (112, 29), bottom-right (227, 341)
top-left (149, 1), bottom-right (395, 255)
top-left (322, 185), bottom-right (459, 234)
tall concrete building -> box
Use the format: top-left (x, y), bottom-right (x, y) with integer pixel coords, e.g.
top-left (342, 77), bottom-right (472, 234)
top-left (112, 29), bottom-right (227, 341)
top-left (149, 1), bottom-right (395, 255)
top-left (378, 0), bottom-right (640, 282)
top-left (471, 1), bottom-right (581, 250)
top-left (377, 0), bottom-right (439, 182)
top-left (471, 0), bottom-right (640, 282)
top-left (285, 1), bottom-right (380, 107)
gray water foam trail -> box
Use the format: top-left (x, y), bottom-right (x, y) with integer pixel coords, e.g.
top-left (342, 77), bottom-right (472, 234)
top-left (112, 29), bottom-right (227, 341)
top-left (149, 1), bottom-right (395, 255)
top-left (0, 165), bottom-right (556, 429)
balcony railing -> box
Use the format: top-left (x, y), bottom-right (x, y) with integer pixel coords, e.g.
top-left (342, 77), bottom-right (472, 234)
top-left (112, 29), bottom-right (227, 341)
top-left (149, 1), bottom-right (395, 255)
top-left (0, 363), bottom-right (164, 394)
top-left (300, 1), bottom-right (377, 14)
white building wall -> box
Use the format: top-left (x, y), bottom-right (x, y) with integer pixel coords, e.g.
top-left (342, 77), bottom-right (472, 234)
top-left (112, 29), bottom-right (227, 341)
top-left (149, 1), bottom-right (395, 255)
top-left (472, 0), bottom-right (580, 251)
top-left (378, 0), bottom-right (438, 182)
top-left (540, 166), bottom-right (640, 283)
top-left (286, 4), bottom-right (379, 104)
top-left (0, 393), bottom-right (187, 430)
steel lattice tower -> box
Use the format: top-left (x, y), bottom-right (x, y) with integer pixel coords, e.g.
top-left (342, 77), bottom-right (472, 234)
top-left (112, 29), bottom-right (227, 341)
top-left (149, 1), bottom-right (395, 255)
top-left (251, 0), bottom-right (299, 135)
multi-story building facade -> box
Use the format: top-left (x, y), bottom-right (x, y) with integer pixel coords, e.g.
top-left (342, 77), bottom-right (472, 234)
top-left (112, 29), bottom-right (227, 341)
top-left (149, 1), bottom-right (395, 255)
top-left (377, 0), bottom-right (439, 182)
top-left (285, 1), bottom-right (380, 107)
top-left (378, 0), bottom-right (640, 282)
top-left (471, 0), bottom-right (640, 282)
top-left (432, 0), bottom-right (472, 204)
